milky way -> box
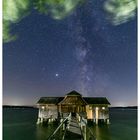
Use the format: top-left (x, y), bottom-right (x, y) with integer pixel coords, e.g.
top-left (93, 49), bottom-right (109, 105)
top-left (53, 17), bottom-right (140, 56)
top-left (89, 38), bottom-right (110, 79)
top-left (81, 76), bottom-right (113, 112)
top-left (68, 7), bottom-right (112, 96)
top-left (70, 16), bottom-right (92, 96)
top-left (3, 0), bottom-right (137, 106)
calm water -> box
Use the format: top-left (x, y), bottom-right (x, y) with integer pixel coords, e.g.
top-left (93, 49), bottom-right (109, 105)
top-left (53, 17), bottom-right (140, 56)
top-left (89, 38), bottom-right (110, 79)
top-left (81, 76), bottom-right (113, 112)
top-left (3, 108), bottom-right (137, 140)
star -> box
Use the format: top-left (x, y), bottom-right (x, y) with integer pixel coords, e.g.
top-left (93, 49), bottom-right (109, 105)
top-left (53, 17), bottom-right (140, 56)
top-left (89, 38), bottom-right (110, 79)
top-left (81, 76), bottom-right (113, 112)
top-left (55, 73), bottom-right (59, 77)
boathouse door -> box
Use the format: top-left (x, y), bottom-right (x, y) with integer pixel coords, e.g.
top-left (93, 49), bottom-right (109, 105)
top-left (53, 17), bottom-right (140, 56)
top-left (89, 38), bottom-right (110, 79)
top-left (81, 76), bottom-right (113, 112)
top-left (72, 112), bottom-right (76, 117)
top-left (58, 91), bottom-right (87, 114)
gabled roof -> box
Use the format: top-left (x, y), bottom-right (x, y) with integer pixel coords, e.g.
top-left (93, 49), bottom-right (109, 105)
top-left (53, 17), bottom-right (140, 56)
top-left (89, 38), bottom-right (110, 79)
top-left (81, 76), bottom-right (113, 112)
top-left (66, 90), bottom-right (82, 96)
top-left (37, 90), bottom-right (110, 105)
top-left (37, 97), bottom-right (64, 104)
top-left (83, 97), bottom-right (110, 105)
top-left (37, 97), bottom-right (110, 105)
top-left (58, 96), bottom-right (87, 105)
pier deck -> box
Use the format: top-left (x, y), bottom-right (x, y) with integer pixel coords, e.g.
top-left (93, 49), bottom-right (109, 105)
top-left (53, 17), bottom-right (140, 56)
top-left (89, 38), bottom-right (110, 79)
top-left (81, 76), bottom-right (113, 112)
top-left (64, 117), bottom-right (83, 140)
top-left (47, 114), bottom-right (96, 140)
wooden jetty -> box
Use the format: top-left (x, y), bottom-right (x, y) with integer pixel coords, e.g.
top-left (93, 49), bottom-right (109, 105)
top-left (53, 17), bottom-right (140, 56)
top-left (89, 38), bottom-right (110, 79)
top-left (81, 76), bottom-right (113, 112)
top-left (47, 113), bottom-right (96, 140)
top-left (65, 117), bottom-right (83, 140)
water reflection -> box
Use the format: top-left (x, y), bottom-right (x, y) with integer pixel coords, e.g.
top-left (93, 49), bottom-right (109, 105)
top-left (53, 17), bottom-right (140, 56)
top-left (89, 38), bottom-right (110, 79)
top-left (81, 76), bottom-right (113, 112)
top-left (91, 125), bottom-right (111, 140)
top-left (36, 123), bottom-right (56, 140)
top-left (3, 109), bottom-right (137, 140)
top-left (36, 123), bottom-right (112, 140)
top-left (36, 123), bottom-right (65, 140)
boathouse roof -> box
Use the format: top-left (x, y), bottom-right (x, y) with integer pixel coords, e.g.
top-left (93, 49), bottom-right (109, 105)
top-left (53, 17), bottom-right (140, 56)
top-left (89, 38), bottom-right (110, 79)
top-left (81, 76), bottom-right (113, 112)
top-left (37, 97), bottom-right (110, 105)
top-left (58, 95), bottom-right (87, 105)
top-left (37, 90), bottom-right (110, 105)
top-left (37, 97), bottom-right (64, 104)
top-left (84, 97), bottom-right (110, 105)
top-left (66, 90), bottom-right (82, 96)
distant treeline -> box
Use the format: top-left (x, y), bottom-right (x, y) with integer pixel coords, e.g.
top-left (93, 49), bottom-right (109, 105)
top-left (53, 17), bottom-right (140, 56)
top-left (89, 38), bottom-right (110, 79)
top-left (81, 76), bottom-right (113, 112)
top-left (109, 106), bottom-right (137, 109)
top-left (3, 105), bottom-right (137, 109)
top-left (3, 105), bottom-right (37, 109)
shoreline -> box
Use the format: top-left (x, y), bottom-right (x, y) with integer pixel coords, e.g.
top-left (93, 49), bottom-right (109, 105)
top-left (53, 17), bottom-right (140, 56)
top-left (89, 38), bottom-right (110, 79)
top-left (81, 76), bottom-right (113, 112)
top-left (3, 105), bottom-right (137, 110)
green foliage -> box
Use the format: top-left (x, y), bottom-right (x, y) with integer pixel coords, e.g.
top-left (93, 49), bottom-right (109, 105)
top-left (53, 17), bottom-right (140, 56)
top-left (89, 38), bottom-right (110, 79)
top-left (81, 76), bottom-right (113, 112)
top-left (3, 0), bottom-right (137, 43)
top-left (34, 0), bottom-right (84, 19)
top-left (3, 0), bottom-right (30, 43)
top-left (104, 0), bottom-right (137, 25)
top-left (3, 21), bottom-right (17, 43)
top-left (3, 0), bottom-right (83, 43)
top-left (3, 0), bottom-right (30, 22)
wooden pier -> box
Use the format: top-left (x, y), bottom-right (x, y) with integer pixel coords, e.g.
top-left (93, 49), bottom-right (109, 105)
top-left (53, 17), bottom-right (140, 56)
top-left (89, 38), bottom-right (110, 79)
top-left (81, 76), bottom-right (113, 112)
top-left (64, 117), bottom-right (83, 140)
top-left (47, 113), bottom-right (96, 140)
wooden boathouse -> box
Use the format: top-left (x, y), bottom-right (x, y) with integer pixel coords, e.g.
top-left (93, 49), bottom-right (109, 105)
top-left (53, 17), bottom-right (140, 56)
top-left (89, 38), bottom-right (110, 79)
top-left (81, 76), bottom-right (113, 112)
top-left (37, 90), bottom-right (110, 125)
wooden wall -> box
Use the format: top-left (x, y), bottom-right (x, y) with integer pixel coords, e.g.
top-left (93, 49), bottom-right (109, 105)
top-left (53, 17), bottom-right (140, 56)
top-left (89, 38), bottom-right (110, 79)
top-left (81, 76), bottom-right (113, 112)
top-left (86, 105), bottom-right (109, 120)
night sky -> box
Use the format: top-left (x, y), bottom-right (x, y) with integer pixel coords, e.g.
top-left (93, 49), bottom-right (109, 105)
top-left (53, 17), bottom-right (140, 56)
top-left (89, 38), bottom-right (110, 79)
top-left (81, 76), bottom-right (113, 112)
top-left (3, 0), bottom-right (137, 106)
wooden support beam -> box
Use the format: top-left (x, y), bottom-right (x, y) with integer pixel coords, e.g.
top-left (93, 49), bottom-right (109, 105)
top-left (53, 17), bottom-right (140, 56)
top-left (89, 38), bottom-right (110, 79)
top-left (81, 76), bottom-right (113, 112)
top-left (95, 107), bottom-right (99, 125)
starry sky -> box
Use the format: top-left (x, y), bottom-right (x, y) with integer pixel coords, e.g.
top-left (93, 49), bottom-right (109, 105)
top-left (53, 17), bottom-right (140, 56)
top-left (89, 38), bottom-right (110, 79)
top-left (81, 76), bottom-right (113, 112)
top-left (3, 0), bottom-right (137, 106)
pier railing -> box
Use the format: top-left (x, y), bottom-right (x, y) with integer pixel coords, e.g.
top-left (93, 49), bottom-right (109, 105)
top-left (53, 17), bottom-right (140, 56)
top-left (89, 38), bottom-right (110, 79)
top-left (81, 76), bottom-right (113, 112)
top-left (77, 113), bottom-right (96, 140)
top-left (47, 113), bottom-right (96, 140)
top-left (47, 113), bottom-right (71, 140)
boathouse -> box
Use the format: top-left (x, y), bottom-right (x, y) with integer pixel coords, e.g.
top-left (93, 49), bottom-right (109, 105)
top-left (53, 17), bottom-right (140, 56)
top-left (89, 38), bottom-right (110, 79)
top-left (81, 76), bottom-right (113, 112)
top-left (37, 90), bottom-right (110, 125)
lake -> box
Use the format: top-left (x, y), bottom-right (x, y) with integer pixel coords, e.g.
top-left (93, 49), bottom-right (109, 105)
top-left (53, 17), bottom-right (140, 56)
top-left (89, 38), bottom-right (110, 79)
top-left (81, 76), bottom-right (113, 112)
top-left (3, 108), bottom-right (137, 140)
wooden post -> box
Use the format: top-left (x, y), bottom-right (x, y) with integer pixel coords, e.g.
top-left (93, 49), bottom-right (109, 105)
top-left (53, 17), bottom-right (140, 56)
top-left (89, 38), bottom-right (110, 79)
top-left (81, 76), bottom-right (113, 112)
top-left (59, 105), bottom-right (62, 118)
top-left (107, 119), bottom-right (110, 124)
top-left (63, 123), bottom-right (65, 130)
top-left (83, 125), bottom-right (86, 140)
top-left (41, 117), bottom-right (43, 123)
top-left (37, 108), bottom-right (41, 124)
top-left (95, 107), bottom-right (99, 125)
top-left (79, 116), bottom-right (81, 122)
top-left (36, 118), bottom-right (40, 124)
